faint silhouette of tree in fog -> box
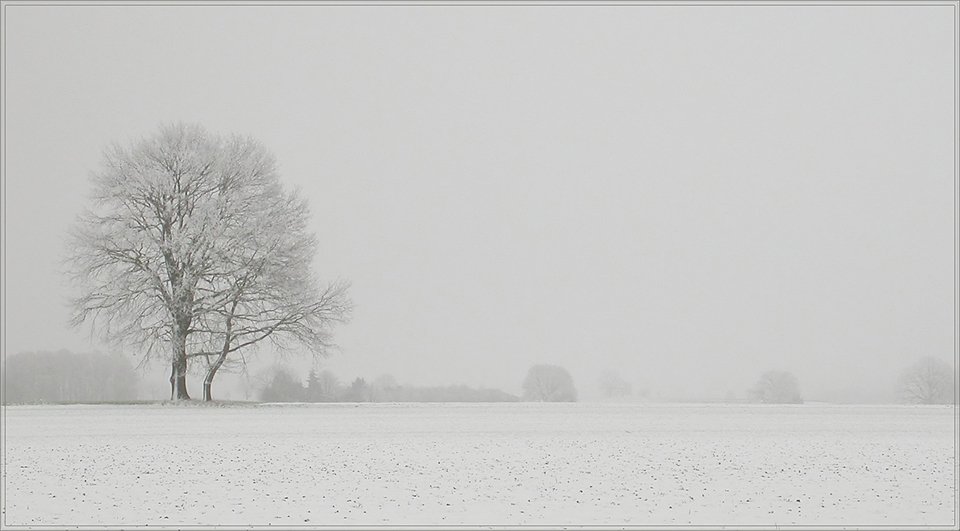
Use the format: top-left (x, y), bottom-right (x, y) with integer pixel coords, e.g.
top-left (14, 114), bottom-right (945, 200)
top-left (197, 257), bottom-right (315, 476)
top-left (306, 369), bottom-right (343, 402)
top-left (750, 370), bottom-right (803, 404)
top-left (898, 356), bottom-right (954, 405)
top-left (522, 364), bottom-right (578, 402)
top-left (598, 369), bottom-right (632, 399)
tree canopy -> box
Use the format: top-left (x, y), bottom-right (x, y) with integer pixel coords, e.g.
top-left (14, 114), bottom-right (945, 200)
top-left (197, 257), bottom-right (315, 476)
top-left (65, 123), bottom-right (351, 400)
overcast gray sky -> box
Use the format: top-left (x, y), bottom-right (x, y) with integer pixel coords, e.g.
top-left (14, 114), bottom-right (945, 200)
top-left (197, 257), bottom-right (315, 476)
top-left (2, 3), bottom-right (955, 401)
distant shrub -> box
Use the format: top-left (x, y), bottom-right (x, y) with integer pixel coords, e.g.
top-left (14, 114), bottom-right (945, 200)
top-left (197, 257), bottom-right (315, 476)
top-left (395, 384), bottom-right (520, 402)
top-left (279, 367), bottom-right (522, 403)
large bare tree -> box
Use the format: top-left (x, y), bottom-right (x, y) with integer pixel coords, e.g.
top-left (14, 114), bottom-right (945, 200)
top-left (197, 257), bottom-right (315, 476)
top-left (65, 123), bottom-right (350, 400)
top-left (898, 356), bottom-right (954, 405)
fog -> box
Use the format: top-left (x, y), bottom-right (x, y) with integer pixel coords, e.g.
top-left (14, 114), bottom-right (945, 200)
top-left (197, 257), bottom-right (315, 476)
top-left (3, 5), bottom-right (955, 403)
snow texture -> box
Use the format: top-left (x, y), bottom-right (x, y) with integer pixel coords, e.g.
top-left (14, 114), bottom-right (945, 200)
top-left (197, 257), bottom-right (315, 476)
top-left (2, 403), bottom-right (955, 527)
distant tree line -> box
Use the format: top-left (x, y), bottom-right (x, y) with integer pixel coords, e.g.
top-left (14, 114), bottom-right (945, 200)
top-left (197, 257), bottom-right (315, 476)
top-left (259, 367), bottom-right (520, 403)
top-left (2, 350), bottom-right (139, 404)
top-left (7, 349), bottom-right (949, 406)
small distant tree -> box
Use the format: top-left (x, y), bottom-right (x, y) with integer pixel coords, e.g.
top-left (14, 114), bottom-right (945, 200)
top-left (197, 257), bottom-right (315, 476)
top-left (342, 377), bottom-right (370, 402)
top-left (522, 364), bottom-right (578, 402)
top-left (371, 374), bottom-right (401, 402)
top-left (317, 370), bottom-right (344, 402)
top-left (259, 367), bottom-right (304, 402)
top-left (750, 370), bottom-right (803, 404)
top-left (598, 369), bottom-right (632, 399)
top-left (898, 356), bottom-right (954, 405)
top-left (305, 369), bottom-right (320, 402)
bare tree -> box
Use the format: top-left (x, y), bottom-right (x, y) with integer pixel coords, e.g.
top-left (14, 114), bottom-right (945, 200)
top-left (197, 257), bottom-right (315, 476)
top-left (522, 364), bottom-right (578, 402)
top-left (65, 123), bottom-right (350, 400)
top-left (898, 356), bottom-right (954, 405)
top-left (749, 370), bottom-right (803, 404)
top-left (598, 369), bottom-right (632, 399)
top-left (186, 186), bottom-right (351, 401)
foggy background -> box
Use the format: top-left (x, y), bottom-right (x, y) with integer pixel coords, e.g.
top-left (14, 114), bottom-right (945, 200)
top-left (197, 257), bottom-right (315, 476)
top-left (2, 5), bottom-right (955, 402)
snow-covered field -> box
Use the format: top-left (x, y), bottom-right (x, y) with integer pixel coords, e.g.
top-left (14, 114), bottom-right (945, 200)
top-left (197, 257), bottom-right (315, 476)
top-left (2, 402), bottom-right (956, 527)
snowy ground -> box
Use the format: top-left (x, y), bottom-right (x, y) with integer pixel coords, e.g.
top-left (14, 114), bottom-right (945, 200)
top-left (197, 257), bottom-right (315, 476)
top-left (2, 402), bottom-right (956, 528)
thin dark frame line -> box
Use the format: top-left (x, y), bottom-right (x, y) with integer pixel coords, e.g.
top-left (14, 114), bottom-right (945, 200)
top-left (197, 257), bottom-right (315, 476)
top-left (955, 2), bottom-right (959, 530)
top-left (2, 3), bottom-right (8, 529)
top-left (1, 2), bottom-right (4, 529)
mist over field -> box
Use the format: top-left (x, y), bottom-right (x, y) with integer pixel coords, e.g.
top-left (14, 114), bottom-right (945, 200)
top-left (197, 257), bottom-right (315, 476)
top-left (3, 3), bottom-right (955, 408)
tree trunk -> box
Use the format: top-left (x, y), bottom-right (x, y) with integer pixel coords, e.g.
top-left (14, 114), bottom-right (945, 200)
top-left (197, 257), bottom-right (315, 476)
top-left (202, 350), bottom-right (228, 402)
top-left (203, 304), bottom-right (236, 402)
top-left (171, 321), bottom-right (191, 400)
top-left (173, 362), bottom-right (190, 399)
